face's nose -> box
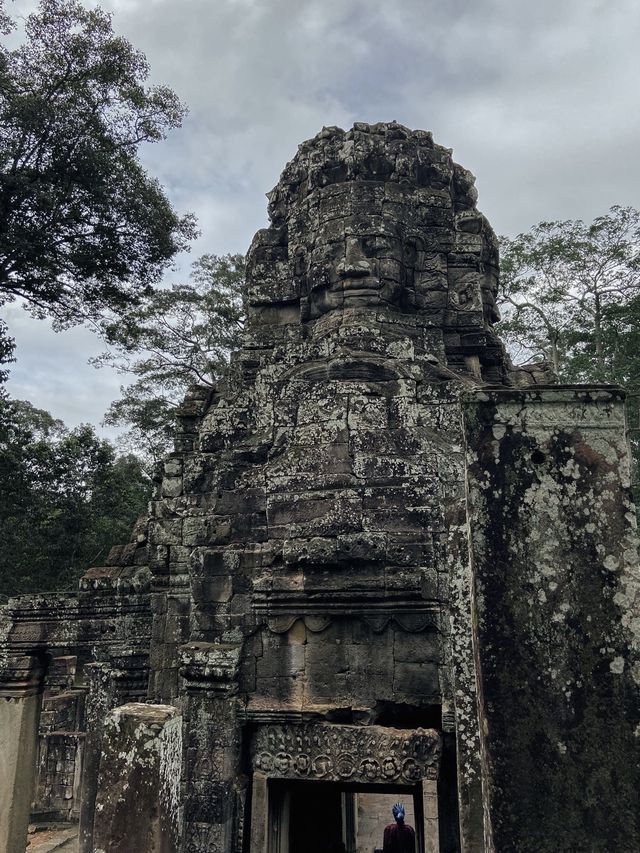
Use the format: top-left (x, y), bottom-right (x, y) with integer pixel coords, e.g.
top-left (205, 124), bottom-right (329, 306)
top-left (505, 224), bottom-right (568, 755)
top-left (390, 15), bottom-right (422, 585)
top-left (338, 238), bottom-right (372, 279)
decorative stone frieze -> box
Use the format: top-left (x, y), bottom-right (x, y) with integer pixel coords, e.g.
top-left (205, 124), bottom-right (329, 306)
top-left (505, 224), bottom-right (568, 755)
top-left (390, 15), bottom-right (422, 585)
top-left (252, 723), bottom-right (442, 783)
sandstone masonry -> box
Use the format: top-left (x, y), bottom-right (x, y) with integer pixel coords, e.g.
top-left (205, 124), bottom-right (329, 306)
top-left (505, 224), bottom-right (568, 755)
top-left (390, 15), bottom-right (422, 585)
top-left (1, 123), bottom-right (638, 853)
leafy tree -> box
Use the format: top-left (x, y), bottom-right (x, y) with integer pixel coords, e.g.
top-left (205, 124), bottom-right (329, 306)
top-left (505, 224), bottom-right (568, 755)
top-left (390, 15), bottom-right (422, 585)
top-left (499, 205), bottom-right (640, 498)
top-left (0, 397), bottom-right (149, 598)
top-left (94, 253), bottom-right (245, 464)
top-left (499, 206), bottom-right (640, 378)
top-left (0, 2), bottom-right (10, 36)
top-left (0, 0), bottom-right (197, 379)
top-left (0, 316), bottom-right (14, 386)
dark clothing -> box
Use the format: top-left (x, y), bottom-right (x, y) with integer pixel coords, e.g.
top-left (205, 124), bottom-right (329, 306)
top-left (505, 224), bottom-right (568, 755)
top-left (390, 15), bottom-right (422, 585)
top-left (383, 821), bottom-right (416, 853)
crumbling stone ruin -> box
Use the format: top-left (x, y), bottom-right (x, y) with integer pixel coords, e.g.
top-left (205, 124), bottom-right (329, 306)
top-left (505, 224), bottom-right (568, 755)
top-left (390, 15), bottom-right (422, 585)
top-left (1, 122), bottom-right (639, 853)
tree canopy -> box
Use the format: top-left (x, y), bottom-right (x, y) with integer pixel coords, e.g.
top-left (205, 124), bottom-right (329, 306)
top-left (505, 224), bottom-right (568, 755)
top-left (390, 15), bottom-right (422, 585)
top-left (94, 253), bottom-right (245, 464)
top-left (0, 0), bottom-right (197, 377)
top-left (499, 206), bottom-right (640, 380)
top-left (0, 397), bottom-right (149, 598)
top-left (499, 205), bottom-right (640, 499)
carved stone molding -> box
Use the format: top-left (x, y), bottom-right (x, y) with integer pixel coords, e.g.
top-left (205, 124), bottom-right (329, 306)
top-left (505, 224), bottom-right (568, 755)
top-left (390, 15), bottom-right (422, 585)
top-left (0, 652), bottom-right (47, 697)
top-left (464, 387), bottom-right (626, 429)
top-left (251, 722), bottom-right (441, 784)
top-left (179, 642), bottom-right (241, 695)
top-left (262, 610), bottom-right (439, 635)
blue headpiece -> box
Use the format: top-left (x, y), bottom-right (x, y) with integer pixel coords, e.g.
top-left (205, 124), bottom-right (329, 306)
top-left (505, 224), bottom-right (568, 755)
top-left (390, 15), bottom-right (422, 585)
top-left (392, 803), bottom-right (405, 821)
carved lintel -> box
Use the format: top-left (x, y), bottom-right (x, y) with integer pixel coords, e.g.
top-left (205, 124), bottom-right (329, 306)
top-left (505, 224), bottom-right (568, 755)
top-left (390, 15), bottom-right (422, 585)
top-left (252, 722), bottom-right (441, 784)
top-left (240, 701), bottom-right (326, 726)
top-left (463, 387), bottom-right (626, 429)
top-left (179, 642), bottom-right (241, 695)
top-left (253, 595), bottom-right (439, 616)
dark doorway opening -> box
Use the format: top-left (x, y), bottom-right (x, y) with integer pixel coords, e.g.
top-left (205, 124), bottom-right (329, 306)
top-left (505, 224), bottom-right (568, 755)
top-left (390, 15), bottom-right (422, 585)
top-left (290, 782), bottom-right (342, 853)
top-left (268, 780), bottom-right (426, 853)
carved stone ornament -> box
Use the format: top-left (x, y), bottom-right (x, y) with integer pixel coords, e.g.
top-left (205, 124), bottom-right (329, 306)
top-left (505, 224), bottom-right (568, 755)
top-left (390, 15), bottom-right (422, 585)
top-left (251, 722), bottom-right (441, 783)
top-left (184, 821), bottom-right (226, 853)
top-left (263, 611), bottom-right (438, 635)
top-left (179, 642), bottom-right (241, 695)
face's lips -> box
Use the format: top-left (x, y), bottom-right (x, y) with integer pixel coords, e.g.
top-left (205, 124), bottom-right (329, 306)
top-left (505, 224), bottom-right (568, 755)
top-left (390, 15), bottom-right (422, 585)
top-left (340, 276), bottom-right (380, 293)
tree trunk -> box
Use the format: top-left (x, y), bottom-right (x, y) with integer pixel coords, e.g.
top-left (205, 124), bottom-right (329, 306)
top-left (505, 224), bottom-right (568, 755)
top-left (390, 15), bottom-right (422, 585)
top-left (550, 334), bottom-right (561, 376)
top-left (594, 291), bottom-right (604, 373)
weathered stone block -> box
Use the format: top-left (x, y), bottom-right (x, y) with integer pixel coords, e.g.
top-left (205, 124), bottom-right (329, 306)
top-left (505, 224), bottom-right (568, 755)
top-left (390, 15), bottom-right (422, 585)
top-left (393, 661), bottom-right (440, 698)
top-left (256, 642), bottom-right (305, 679)
top-left (92, 703), bottom-right (181, 853)
top-left (394, 630), bottom-right (441, 663)
top-left (464, 387), bottom-right (640, 852)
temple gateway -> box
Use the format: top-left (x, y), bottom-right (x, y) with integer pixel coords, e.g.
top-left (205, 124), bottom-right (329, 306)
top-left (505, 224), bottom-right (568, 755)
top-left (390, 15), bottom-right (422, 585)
top-left (1, 123), bottom-right (639, 853)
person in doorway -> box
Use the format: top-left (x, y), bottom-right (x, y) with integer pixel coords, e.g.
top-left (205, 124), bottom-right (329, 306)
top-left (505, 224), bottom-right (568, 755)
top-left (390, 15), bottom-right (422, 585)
top-left (383, 803), bottom-right (416, 853)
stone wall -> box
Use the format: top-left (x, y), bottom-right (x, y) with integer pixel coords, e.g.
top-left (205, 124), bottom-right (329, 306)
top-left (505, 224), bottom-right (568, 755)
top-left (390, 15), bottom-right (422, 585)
top-left (1, 123), bottom-right (638, 853)
top-left (464, 387), bottom-right (640, 852)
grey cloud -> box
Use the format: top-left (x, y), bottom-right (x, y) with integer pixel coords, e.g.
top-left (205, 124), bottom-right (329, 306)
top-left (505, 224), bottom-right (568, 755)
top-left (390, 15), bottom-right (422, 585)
top-left (4, 304), bottom-right (125, 439)
top-left (5, 0), bottom-right (640, 431)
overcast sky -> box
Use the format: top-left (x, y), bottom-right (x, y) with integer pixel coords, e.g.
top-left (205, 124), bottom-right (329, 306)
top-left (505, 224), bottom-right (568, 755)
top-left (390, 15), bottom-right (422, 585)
top-left (4, 0), bottom-right (640, 437)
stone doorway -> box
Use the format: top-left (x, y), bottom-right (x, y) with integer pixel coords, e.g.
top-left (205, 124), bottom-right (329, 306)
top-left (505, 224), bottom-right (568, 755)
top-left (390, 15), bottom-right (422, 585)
top-left (248, 722), bottom-right (442, 853)
top-left (267, 779), bottom-right (434, 853)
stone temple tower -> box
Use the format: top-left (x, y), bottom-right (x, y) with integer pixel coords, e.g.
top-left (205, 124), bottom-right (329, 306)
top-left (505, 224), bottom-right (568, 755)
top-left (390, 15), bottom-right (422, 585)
top-left (1, 123), bottom-right (639, 853)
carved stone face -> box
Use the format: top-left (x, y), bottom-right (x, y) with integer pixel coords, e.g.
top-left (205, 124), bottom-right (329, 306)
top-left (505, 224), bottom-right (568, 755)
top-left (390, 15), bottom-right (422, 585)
top-left (248, 123), bottom-right (504, 362)
top-left (295, 183), bottom-right (428, 320)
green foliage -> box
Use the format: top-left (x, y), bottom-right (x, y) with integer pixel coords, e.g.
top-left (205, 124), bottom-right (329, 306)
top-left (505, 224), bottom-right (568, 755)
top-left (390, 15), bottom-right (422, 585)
top-left (499, 206), bottom-right (640, 378)
top-left (0, 1), bottom-right (11, 36)
top-left (0, 316), bottom-right (14, 385)
top-left (94, 253), bottom-right (246, 464)
top-left (0, 0), bottom-right (197, 378)
top-left (499, 205), bottom-right (640, 497)
top-left (0, 397), bottom-right (149, 598)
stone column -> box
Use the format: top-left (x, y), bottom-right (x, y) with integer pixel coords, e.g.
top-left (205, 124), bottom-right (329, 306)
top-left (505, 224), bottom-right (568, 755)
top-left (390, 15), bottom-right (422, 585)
top-left (0, 653), bottom-right (45, 853)
top-left (179, 642), bottom-right (242, 853)
top-left (78, 663), bottom-right (114, 853)
top-left (248, 772), bottom-right (269, 853)
top-left (422, 778), bottom-right (440, 853)
top-left (79, 651), bottom-right (151, 853)
top-left (463, 387), bottom-right (640, 853)
top-left (445, 501), bottom-right (488, 853)
top-left (92, 703), bottom-right (182, 853)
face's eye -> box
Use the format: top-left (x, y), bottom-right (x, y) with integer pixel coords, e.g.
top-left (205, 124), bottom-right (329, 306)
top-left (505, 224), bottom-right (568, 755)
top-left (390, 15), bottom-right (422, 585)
top-left (361, 237), bottom-right (378, 257)
top-left (403, 242), bottom-right (417, 264)
top-left (312, 242), bottom-right (341, 263)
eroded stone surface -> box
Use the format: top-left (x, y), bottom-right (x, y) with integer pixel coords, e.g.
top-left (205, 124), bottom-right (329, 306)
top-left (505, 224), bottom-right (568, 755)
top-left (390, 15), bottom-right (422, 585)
top-left (464, 387), bottom-right (640, 852)
top-left (92, 703), bottom-right (181, 853)
top-left (252, 722), bottom-right (441, 782)
top-left (1, 123), bottom-right (638, 853)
